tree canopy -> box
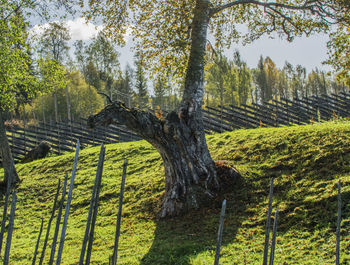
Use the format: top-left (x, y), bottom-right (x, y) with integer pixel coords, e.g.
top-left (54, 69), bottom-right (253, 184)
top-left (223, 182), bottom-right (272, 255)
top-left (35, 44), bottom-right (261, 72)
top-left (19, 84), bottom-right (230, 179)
top-left (0, 7), bottom-right (34, 112)
top-left (324, 0), bottom-right (350, 84)
top-left (0, 0), bottom-right (76, 112)
top-left (38, 22), bottom-right (71, 62)
top-left (83, 0), bottom-right (345, 81)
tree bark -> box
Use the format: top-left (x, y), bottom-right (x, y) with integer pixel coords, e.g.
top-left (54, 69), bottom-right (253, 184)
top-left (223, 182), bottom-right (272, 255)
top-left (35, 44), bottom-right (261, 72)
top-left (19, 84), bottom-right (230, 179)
top-left (0, 112), bottom-right (19, 185)
top-left (89, 0), bottom-right (222, 217)
top-left (88, 101), bottom-right (218, 217)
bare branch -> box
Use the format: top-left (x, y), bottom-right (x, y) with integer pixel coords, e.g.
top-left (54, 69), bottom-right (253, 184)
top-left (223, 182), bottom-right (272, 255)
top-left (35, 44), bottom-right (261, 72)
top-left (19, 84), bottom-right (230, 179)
top-left (210, 0), bottom-right (339, 41)
top-left (97, 91), bottom-right (113, 104)
top-left (269, 6), bottom-right (301, 39)
top-left (210, 0), bottom-right (317, 16)
top-left (2, 4), bottom-right (23, 22)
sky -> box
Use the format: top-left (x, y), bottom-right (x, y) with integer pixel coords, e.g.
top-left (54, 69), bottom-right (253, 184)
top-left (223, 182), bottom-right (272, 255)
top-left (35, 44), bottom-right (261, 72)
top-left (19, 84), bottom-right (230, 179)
top-left (30, 17), bottom-right (332, 73)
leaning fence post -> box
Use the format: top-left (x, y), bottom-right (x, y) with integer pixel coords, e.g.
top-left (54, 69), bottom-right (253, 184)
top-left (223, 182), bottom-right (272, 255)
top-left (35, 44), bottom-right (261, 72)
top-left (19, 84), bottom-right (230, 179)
top-left (79, 144), bottom-right (105, 265)
top-left (32, 218), bottom-right (45, 265)
top-left (79, 164), bottom-right (100, 264)
top-left (336, 179), bottom-right (342, 265)
top-left (3, 191), bottom-right (17, 265)
top-left (56, 140), bottom-right (80, 265)
top-left (49, 173), bottom-right (69, 265)
top-left (0, 180), bottom-right (11, 255)
top-left (263, 178), bottom-right (274, 265)
top-left (85, 145), bottom-right (105, 265)
top-left (111, 158), bottom-right (128, 265)
top-left (39, 179), bottom-right (61, 265)
top-left (214, 199), bottom-right (227, 265)
top-left (269, 207), bottom-right (279, 265)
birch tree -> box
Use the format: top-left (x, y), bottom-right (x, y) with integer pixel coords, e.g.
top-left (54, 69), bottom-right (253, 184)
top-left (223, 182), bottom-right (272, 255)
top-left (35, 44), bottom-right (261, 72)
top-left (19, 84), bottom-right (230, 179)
top-left (38, 22), bottom-right (71, 122)
top-left (85, 0), bottom-right (344, 217)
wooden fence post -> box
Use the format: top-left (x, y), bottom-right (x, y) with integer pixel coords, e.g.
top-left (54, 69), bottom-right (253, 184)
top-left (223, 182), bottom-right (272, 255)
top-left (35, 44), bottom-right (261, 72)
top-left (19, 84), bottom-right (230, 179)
top-left (269, 207), bottom-right (279, 265)
top-left (32, 218), bottom-right (44, 265)
top-left (39, 179), bottom-right (61, 265)
top-left (263, 178), bottom-right (274, 265)
top-left (214, 199), bottom-right (227, 265)
top-left (3, 191), bottom-right (17, 265)
top-left (85, 144), bottom-right (105, 265)
top-left (49, 174), bottom-right (69, 265)
top-left (111, 158), bottom-right (128, 265)
top-left (0, 180), bottom-right (11, 255)
top-left (55, 140), bottom-right (80, 265)
top-left (79, 144), bottom-right (105, 265)
top-left (336, 179), bottom-right (342, 265)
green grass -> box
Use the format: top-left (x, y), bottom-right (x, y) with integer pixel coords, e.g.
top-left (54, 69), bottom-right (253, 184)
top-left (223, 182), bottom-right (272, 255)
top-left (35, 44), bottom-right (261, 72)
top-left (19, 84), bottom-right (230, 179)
top-left (1, 120), bottom-right (350, 264)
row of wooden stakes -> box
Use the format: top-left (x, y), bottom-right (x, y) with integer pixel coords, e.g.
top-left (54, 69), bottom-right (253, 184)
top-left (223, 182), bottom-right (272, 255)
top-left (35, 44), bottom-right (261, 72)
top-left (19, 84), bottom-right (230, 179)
top-left (0, 141), bottom-right (344, 264)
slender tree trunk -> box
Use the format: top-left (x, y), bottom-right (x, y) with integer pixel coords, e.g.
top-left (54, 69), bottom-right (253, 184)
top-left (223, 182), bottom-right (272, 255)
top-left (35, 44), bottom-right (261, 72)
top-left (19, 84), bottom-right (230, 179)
top-left (0, 112), bottom-right (19, 185)
top-left (88, 0), bottom-right (232, 218)
top-left (23, 105), bottom-right (27, 127)
top-left (65, 85), bottom-right (71, 122)
top-left (250, 89), bottom-right (255, 104)
top-left (53, 90), bottom-right (58, 123)
top-left (232, 88), bottom-right (235, 106)
top-left (88, 85), bottom-right (93, 115)
top-left (220, 81), bottom-right (223, 131)
top-left (14, 103), bottom-right (20, 119)
top-left (110, 85), bottom-right (113, 102)
top-left (42, 96), bottom-right (46, 123)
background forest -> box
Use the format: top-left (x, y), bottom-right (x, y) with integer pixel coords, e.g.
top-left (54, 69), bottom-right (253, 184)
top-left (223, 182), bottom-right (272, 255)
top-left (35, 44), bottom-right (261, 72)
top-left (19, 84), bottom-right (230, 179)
top-left (5, 20), bottom-right (349, 125)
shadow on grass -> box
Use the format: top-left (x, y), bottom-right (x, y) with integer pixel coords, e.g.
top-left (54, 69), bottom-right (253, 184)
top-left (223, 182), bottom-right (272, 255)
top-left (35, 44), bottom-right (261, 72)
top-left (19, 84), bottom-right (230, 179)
top-left (138, 163), bottom-right (350, 264)
top-left (140, 175), bottom-right (248, 265)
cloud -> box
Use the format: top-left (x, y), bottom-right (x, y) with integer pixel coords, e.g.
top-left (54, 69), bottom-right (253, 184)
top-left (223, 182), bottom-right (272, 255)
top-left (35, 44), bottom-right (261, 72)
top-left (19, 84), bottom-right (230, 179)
top-left (66, 17), bottom-right (103, 41)
top-left (30, 17), bottom-right (104, 41)
top-left (123, 27), bottom-right (133, 42)
top-left (29, 24), bottom-right (46, 38)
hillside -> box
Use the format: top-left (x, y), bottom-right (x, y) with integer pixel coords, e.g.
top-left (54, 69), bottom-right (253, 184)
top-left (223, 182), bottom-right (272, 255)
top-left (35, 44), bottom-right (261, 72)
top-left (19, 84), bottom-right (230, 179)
top-left (0, 120), bottom-right (350, 264)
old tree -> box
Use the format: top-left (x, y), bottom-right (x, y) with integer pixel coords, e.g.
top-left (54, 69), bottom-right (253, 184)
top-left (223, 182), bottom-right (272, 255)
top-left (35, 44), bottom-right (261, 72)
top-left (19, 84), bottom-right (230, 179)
top-left (85, 0), bottom-right (347, 217)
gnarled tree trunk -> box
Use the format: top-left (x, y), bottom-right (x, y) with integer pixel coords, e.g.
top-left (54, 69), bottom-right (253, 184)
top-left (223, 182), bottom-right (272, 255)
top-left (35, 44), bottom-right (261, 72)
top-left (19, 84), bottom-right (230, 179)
top-left (88, 101), bottom-right (218, 217)
top-left (89, 0), bottom-right (225, 217)
top-left (0, 112), bottom-right (19, 186)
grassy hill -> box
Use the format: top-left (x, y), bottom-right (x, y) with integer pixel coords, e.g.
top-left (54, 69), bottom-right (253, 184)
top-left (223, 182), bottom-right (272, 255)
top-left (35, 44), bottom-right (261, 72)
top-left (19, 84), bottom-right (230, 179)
top-left (0, 120), bottom-right (350, 264)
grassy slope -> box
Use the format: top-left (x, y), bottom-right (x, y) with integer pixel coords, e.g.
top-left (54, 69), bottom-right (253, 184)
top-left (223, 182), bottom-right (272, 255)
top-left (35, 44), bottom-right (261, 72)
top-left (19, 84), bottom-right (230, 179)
top-left (0, 121), bottom-right (350, 264)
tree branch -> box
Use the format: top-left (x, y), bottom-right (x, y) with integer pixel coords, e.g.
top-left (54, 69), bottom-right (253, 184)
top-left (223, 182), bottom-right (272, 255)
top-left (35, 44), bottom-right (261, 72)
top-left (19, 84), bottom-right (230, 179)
top-left (97, 91), bottom-right (112, 104)
top-left (2, 4), bottom-right (23, 22)
top-left (87, 101), bottom-right (163, 141)
top-left (210, 0), bottom-right (318, 17)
